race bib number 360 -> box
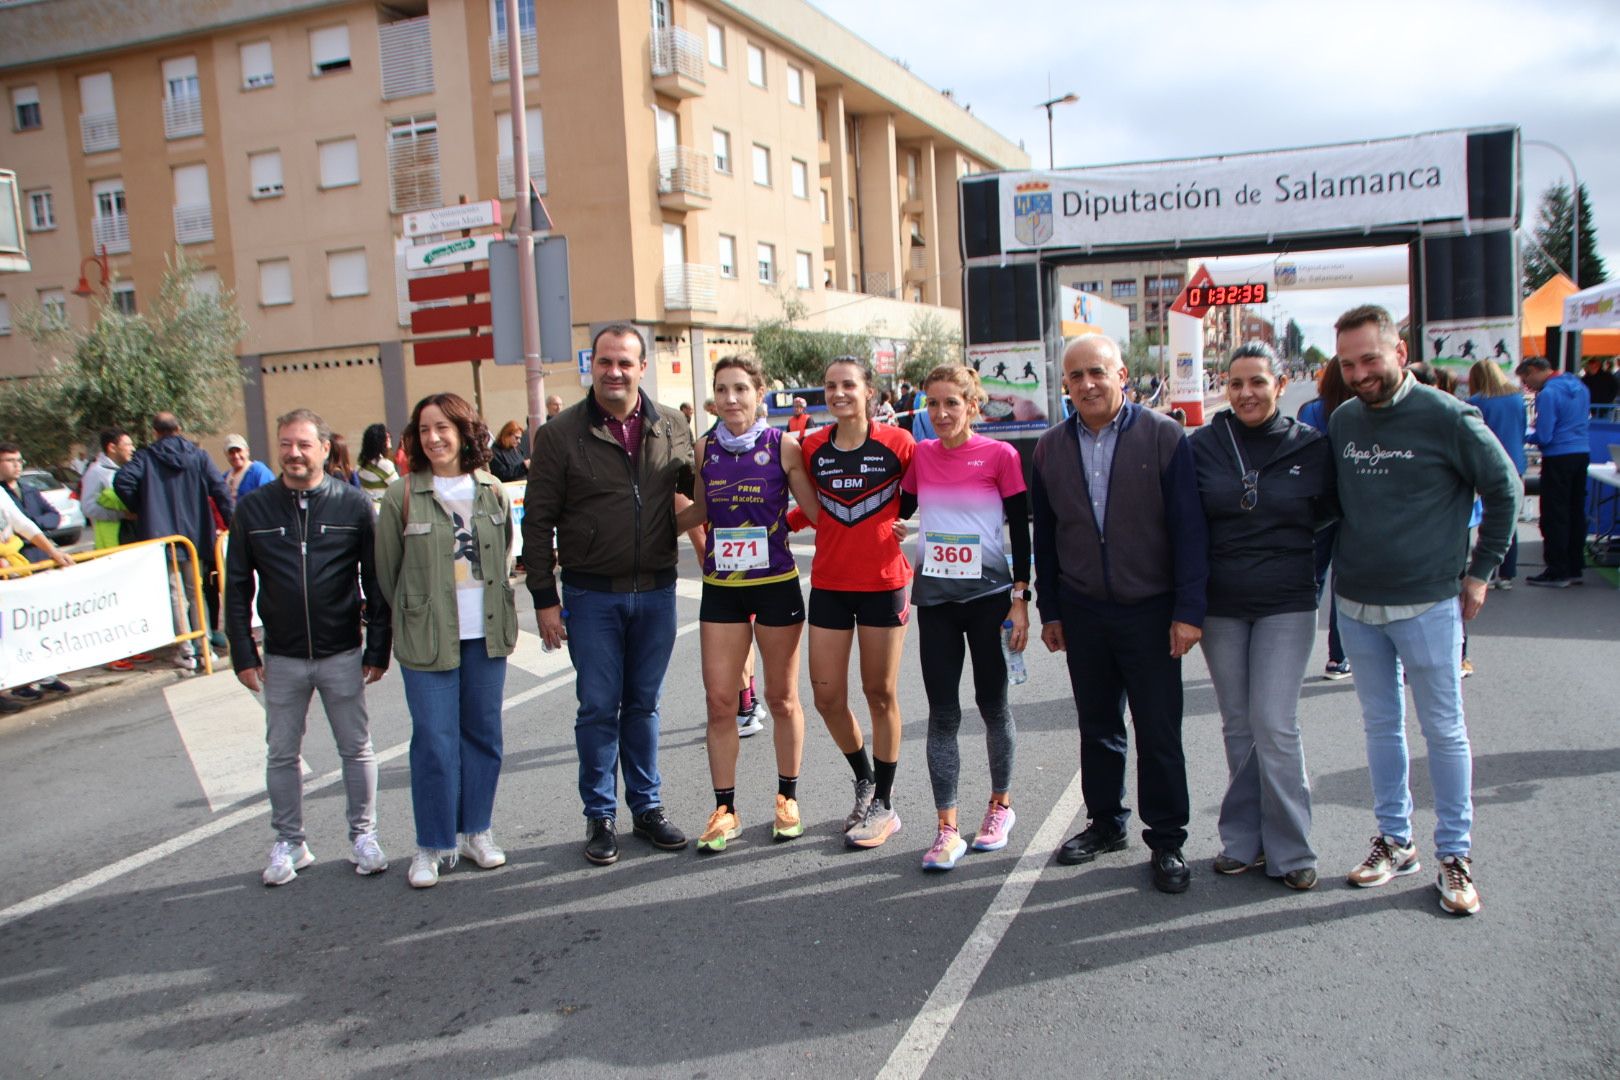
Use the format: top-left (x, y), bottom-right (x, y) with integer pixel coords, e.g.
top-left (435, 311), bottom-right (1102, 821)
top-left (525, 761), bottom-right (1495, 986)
top-left (714, 526), bottom-right (769, 572)
top-left (922, 531), bottom-right (982, 579)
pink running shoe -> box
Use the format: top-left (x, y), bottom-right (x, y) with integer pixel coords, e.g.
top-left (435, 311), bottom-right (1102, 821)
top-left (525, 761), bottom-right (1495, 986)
top-left (971, 801), bottom-right (1016, 851)
top-left (922, 825), bottom-right (967, 871)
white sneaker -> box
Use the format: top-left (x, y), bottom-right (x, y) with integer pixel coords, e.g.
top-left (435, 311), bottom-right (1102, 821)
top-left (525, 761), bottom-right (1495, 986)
top-left (457, 830), bottom-right (507, 869)
top-left (262, 840), bottom-right (314, 886)
top-left (408, 848), bottom-right (453, 888)
top-left (350, 832), bottom-right (388, 875)
top-left (736, 700), bottom-right (766, 738)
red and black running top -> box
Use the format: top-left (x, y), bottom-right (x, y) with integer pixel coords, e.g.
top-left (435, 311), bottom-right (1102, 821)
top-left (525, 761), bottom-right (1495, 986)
top-left (796, 422), bottom-right (915, 591)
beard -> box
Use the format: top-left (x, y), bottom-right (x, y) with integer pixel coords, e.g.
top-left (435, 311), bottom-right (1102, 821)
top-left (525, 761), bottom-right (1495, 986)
top-left (1354, 369), bottom-right (1402, 405)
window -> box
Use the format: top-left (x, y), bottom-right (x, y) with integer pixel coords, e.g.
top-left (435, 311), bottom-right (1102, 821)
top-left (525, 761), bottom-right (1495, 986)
top-left (11, 85), bottom-right (40, 131)
top-left (172, 163), bottom-right (212, 244)
top-left (163, 56), bottom-right (199, 103)
top-left (387, 114), bottom-right (441, 212)
top-left (26, 190), bottom-right (54, 231)
top-left (756, 242), bottom-right (774, 284)
top-left (112, 282), bottom-right (137, 316)
top-left (91, 178), bottom-right (129, 253)
top-left (493, 0), bottom-right (536, 34)
top-left (1073, 279), bottom-right (1101, 294)
top-left (0, 296), bottom-right (10, 335)
top-left (1111, 279), bottom-right (1137, 300)
top-left (790, 159), bottom-right (809, 200)
top-left (795, 251), bottom-right (812, 290)
top-left (259, 258), bottom-right (293, 306)
top-left (746, 43), bottom-right (765, 87)
top-left (39, 288), bottom-right (67, 327)
top-left (707, 22), bottom-right (725, 67)
top-left (495, 108), bottom-right (546, 197)
top-left (192, 270), bottom-right (222, 298)
top-left (240, 40), bottom-right (275, 88)
top-left (327, 249), bottom-right (368, 298)
top-left (751, 143), bottom-right (770, 187)
top-left (249, 150), bottom-right (284, 198)
top-left (318, 137), bottom-right (360, 188)
top-left (817, 104), bottom-right (826, 142)
top-left (309, 25), bottom-right (352, 76)
top-left (819, 189), bottom-right (829, 223)
top-left (906, 151), bottom-right (919, 199)
top-left (718, 234), bottom-right (737, 278)
top-left (786, 65), bottom-right (804, 106)
top-left (650, 0), bottom-right (669, 29)
top-left (78, 73), bottom-right (118, 152)
top-left (1123, 303), bottom-right (1137, 322)
top-left (712, 128), bottom-right (731, 174)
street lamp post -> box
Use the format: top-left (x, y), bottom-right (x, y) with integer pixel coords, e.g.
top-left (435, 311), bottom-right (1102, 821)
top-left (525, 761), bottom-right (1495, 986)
top-left (1036, 93), bottom-right (1078, 170)
top-left (71, 245), bottom-right (110, 297)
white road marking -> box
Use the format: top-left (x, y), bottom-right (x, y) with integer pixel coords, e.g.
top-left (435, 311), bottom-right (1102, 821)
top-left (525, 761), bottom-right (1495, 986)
top-left (0, 616), bottom-right (701, 930)
top-left (164, 674), bottom-right (310, 812)
top-left (876, 766), bottom-right (1086, 1080)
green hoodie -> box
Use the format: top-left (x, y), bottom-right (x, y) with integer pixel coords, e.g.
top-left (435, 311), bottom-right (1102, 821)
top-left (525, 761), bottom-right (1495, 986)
top-left (1329, 375), bottom-right (1520, 606)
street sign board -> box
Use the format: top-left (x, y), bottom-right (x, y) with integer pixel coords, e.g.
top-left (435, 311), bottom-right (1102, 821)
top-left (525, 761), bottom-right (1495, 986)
top-left (577, 348), bottom-right (592, 387)
top-left (406, 232), bottom-right (501, 271)
top-left (490, 236), bottom-right (574, 366)
top-left (405, 268), bottom-right (490, 302)
top-left (402, 199), bottom-right (501, 239)
top-left (413, 334), bottom-right (495, 366)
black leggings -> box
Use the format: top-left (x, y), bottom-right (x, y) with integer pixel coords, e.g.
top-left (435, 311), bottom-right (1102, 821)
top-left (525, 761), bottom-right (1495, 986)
top-left (916, 592), bottom-right (1015, 811)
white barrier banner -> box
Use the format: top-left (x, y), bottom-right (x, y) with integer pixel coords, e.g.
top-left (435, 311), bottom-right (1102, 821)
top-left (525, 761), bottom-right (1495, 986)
top-left (1000, 133), bottom-right (1468, 251)
top-left (0, 544), bottom-right (175, 689)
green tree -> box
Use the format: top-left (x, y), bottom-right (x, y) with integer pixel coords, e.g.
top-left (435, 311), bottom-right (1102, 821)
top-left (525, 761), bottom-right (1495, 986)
top-left (897, 310), bottom-right (963, 386)
top-left (1284, 319), bottom-right (1305, 361)
top-left (1302, 344), bottom-right (1329, 370)
top-left (1122, 333), bottom-right (1159, 382)
top-left (1, 256), bottom-right (247, 464)
top-left (750, 291), bottom-right (872, 389)
top-left (1524, 181), bottom-right (1609, 293)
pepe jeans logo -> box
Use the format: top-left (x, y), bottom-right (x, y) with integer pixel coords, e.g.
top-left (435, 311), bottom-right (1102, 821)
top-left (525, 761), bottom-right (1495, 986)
top-left (1342, 441), bottom-right (1415, 474)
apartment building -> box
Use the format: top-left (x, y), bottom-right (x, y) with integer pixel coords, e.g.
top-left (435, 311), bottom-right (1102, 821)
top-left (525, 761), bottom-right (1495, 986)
top-left (0, 0), bottom-right (1026, 453)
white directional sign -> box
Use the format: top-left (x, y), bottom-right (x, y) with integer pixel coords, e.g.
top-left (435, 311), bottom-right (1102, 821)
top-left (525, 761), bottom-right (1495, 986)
top-left (406, 232), bottom-right (501, 271)
top-left (402, 199), bottom-right (502, 239)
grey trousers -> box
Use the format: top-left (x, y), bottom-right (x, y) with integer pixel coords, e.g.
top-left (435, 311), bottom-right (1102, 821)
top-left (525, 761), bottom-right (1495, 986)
top-left (1200, 611), bottom-right (1318, 874)
top-left (264, 647), bottom-right (377, 845)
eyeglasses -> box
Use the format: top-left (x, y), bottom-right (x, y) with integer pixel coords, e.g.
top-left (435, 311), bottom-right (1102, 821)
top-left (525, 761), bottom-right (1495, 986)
top-left (1239, 469), bottom-right (1259, 511)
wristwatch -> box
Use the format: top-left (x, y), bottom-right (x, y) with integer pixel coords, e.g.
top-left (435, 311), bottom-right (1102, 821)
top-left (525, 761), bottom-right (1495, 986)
top-left (1011, 588), bottom-right (1033, 602)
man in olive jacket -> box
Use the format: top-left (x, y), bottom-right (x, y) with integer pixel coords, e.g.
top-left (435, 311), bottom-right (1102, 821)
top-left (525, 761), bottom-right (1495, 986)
top-left (524, 324), bottom-right (695, 865)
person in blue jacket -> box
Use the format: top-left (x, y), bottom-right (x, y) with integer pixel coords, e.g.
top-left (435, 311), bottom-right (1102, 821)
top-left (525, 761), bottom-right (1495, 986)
top-left (1515, 357), bottom-right (1591, 586)
top-left (1467, 360), bottom-right (1528, 587)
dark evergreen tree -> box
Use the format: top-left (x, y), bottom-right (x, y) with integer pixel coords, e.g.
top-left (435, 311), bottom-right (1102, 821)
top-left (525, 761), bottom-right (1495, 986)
top-left (1524, 181), bottom-right (1608, 293)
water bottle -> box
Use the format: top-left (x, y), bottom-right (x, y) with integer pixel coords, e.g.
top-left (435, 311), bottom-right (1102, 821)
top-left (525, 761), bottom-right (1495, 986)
top-left (1001, 619), bottom-right (1027, 685)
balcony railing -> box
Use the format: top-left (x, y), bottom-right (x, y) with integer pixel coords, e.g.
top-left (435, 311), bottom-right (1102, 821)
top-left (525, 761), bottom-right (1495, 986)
top-left (92, 213), bottom-right (130, 254)
top-left (173, 203), bottom-right (213, 245)
top-left (657, 146), bottom-right (710, 200)
top-left (910, 244), bottom-right (927, 270)
top-left (163, 95), bottom-right (203, 139)
top-left (497, 152), bottom-right (547, 200)
top-left (379, 17), bottom-right (435, 100)
top-left (489, 27), bottom-right (539, 81)
top-left (80, 110), bottom-right (120, 154)
top-left (662, 263), bottom-right (717, 312)
top-left (651, 26), bottom-right (704, 82)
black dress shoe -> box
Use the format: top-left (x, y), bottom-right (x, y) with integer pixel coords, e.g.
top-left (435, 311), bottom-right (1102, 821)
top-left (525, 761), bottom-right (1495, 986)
top-left (632, 806), bottom-right (688, 850)
top-left (584, 817), bottom-right (618, 865)
top-left (1056, 823), bottom-right (1128, 866)
top-left (1151, 848), bottom-right (1190, 893)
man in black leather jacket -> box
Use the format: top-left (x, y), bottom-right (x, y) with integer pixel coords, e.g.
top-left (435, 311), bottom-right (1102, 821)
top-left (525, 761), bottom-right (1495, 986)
top-left (225, 408), bottom-right (392, 887)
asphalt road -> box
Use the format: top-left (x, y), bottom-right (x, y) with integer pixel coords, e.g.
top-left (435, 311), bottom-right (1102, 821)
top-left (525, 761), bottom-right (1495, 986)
top-left (2, 385), bottom-right (1616, 1079)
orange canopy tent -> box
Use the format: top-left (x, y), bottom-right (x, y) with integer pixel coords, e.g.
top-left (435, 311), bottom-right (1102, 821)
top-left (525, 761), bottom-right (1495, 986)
top-left (1521, 274), bottom-right (1620, 357)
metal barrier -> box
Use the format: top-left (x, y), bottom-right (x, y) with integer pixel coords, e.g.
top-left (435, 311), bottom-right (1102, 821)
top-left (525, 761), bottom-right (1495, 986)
top-left (0, 534), bottom-right (216, 677)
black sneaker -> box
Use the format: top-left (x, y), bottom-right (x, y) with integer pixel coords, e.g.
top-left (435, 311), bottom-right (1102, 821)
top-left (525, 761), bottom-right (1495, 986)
top-left (0, 695), bottom-right (23, 714)
top-left (1525, 572), bottom-right (1571, 589)
top-left (40, 678), bottom-right (70, 694)
top-left (632, 806), bottom-right (688, 851)
top-left (584, 817), bottom-right (618, 866)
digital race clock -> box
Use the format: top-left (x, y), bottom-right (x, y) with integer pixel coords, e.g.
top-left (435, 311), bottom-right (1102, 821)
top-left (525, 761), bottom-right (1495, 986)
top-left (1186, 282), bottom-right (1268, 307)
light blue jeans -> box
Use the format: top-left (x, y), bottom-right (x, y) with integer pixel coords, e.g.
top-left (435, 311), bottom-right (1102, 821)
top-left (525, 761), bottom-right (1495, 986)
top-left (1336, 600), bottom-right (1473, 857)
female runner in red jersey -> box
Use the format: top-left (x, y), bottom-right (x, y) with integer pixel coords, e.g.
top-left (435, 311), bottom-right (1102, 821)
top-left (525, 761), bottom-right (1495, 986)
top-left (791, 355), bottom-right (916, 848)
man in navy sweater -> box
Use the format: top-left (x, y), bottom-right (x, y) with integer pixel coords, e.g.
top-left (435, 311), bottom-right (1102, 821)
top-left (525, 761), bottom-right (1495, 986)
top-left (1516, 356), bottom-right (1592, 587)
top-left (1032, 334), bottom-right (1208, 894)
top-left (1332, 305), bottom-right (1519, 917)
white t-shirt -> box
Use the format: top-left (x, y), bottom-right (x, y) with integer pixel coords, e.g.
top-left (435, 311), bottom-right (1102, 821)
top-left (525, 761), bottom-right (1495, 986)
top-left (432, 474), bottom-right (486, 639)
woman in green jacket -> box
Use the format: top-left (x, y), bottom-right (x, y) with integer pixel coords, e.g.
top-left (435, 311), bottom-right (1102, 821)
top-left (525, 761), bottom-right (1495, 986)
top-left (376, 392), bottom-right (518, 889)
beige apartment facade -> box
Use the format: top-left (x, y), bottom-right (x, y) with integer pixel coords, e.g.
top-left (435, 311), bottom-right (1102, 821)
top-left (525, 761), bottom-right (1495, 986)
top-left (0, 0), bottom-right (1026, 456)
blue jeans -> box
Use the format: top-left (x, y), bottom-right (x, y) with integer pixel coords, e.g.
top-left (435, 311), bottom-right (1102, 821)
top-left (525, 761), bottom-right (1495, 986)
top-left (1336, 601), bottom-right (1473, 857)
top-left (400, 639), bottom-right (507, 850)
top-left (564, 583), bottom-right (677, 819)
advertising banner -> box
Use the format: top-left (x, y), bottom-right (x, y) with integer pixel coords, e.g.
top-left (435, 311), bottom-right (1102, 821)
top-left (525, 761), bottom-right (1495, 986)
top-left (1423, 317), bottom-right (1519, 374)
top-left (999, 133), bottom-right (1468, 251)
top-left (966, 342), bottom-right (1048, 436)
top-left (0, 544), bottom-right (174, 689)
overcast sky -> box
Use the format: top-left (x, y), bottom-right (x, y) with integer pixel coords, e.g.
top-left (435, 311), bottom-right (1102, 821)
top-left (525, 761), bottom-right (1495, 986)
top-left (810, 0), bottom-right (1618, 352)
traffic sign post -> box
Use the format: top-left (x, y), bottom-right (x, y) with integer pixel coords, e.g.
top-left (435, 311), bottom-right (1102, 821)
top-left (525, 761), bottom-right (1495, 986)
top-left (490, 235), bottom-right (573, 368)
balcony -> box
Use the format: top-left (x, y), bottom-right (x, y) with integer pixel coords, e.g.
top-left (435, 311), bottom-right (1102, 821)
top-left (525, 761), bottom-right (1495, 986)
top-left (92, 213), bottom-right (130, 254)
top-left (656, 146), bottom-right (710, 212)
top-left (905, 243), bottom-right (928, 282)
top-left (497, 151), bottom-right (547, 199)
top-left (163, 95), bottom-right (203, 139)
top-left (380, 17), bottom-right (435, 100)
top-left (173, 203), bottom-right (213, 246)
top-left (80, 110), bottom-right (119, 154)
top-left (651, 26), bottom-right (704, 98)
top-left (489, 27), bottom-right (539, 81)
top-left (662, 263), bottom-right (717, 314)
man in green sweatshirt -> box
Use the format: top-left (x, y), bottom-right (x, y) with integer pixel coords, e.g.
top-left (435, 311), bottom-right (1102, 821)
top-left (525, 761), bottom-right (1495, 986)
top-left (1329, 304), bottom-right (1519, 918)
